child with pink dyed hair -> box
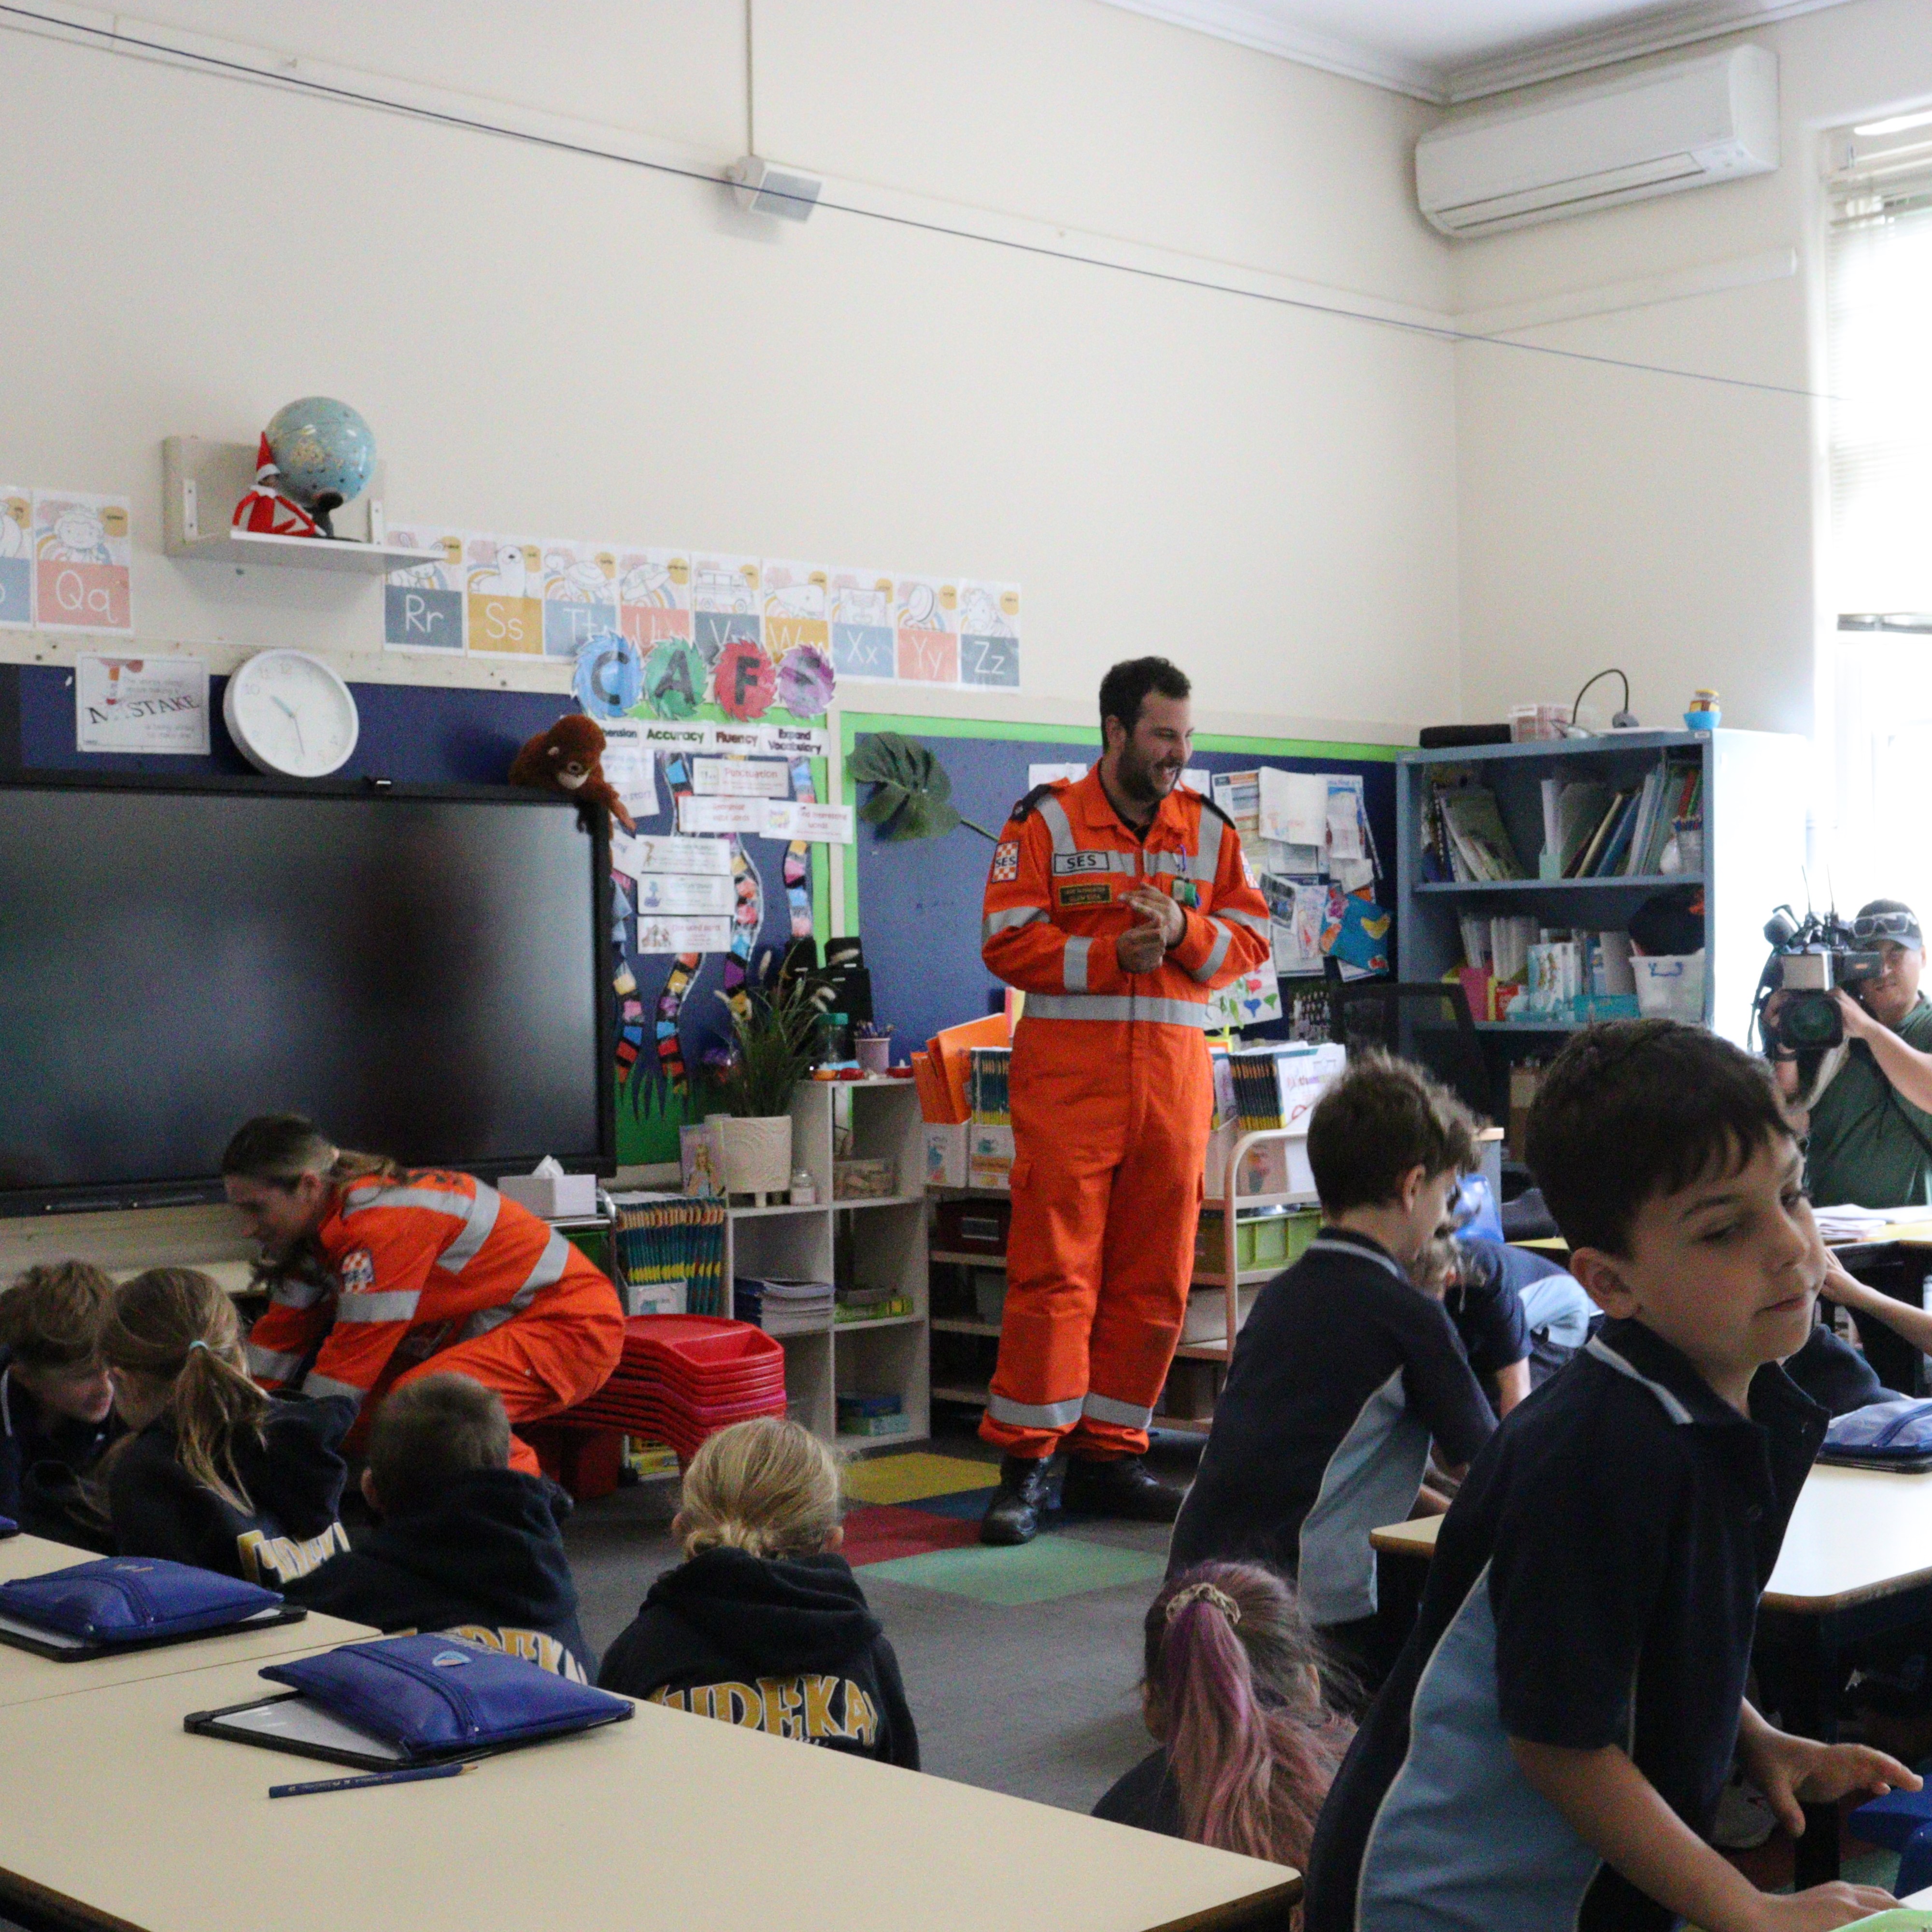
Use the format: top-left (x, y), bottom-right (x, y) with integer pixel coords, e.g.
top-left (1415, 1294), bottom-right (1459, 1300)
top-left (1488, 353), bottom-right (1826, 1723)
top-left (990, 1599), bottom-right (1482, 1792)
top-left (1093, 1562), bottom-right (1351, 1913)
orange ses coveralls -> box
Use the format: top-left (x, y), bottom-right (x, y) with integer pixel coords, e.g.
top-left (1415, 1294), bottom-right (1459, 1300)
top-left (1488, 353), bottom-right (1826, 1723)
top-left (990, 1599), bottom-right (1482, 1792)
top-left (246, 1171), bottom-right (625, 1475)
top-left (980, 768), bottom-right (1272, 1461)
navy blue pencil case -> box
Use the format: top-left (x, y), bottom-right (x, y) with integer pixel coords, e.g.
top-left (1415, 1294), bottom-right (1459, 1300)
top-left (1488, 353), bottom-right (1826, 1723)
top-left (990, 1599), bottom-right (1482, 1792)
top-left (1820, 1398), bottom-right (1932, 1472)
top-left (259, 1634), bottom-right (633, 1762)
top-left (0, 1557), bottom-right (293, 1658)
top-left (0, 1515), bottom-right (16, 1538)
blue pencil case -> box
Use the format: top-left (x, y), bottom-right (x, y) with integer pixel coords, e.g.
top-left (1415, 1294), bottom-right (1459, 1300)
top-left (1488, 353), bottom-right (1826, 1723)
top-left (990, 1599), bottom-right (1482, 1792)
top-left (0, 1557), bottom-right (289, 1654)
top-left (260, 1634), bottom-right (633, 1762)
top-left (0, 1514), bottom-right (16, 1538)
top-left (1820, 1398), bottom-right (1932, 1472)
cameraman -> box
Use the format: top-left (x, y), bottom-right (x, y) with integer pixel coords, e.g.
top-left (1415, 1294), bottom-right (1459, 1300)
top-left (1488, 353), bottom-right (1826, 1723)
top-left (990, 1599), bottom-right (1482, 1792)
top-left (1773, 901), bottom-right (1932, 1209)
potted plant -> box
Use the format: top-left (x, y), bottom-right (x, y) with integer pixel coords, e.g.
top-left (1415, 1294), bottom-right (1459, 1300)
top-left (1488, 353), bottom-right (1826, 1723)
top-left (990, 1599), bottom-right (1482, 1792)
top-left (712, 978), bottom-right (819, 1200)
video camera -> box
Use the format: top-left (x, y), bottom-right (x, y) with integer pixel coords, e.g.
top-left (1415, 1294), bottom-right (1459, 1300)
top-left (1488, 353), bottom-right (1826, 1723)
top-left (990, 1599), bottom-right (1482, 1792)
top-left (1756, 907), bottom-right (1884, 1055)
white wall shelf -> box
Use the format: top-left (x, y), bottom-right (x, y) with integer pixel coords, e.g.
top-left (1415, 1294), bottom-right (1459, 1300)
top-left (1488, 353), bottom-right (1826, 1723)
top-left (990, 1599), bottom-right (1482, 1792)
top-left (161, 436), bottom-right (443, 574)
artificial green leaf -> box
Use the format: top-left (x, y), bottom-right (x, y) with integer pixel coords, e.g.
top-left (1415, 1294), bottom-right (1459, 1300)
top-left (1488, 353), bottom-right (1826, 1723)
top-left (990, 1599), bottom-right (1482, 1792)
top-left (850, 732), bottom-right (995, 844)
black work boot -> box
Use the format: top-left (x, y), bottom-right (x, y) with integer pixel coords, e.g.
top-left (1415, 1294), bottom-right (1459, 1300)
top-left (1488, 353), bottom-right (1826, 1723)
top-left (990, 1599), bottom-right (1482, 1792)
top-left (980, 1454), bottom-right (1054, 1546)
top-left (1060, 1453), bottom-right (1183, 1522)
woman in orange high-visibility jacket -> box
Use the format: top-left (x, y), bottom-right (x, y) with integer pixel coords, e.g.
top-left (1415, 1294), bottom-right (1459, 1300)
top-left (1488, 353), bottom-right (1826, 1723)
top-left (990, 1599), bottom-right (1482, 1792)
top-left (222, 1116), bottom-right (623, 1476)
top-left (977, 659), bottom-right (1272, 1546)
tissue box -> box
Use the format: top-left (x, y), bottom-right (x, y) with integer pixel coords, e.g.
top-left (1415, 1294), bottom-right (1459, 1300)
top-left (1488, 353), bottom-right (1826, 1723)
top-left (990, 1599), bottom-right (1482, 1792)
top-left (499, 1171), bottom-right (599, 1220)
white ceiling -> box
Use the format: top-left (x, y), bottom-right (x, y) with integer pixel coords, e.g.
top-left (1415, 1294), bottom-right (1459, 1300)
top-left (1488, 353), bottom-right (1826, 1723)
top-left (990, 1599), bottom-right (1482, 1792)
top-left (1097, 0), bottom-right (1861, 101)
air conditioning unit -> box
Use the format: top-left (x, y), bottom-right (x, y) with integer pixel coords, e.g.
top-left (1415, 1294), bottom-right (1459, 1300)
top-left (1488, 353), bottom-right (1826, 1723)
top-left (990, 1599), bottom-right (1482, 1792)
top-left (1416, 45), bottom-right (1778, 238)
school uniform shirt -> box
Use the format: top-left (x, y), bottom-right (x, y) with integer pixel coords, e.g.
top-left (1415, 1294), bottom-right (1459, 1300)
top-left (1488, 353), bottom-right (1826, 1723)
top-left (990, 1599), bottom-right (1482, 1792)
top-left (286, 1467), bottom-right (595, 1681)
top-left (1784, 1313), bottom-right (1896, 1416)
top-left (597, 1547), bottom-right (919, 1769)
top-left (1440, 1244), bottom-right (1530, 1384)
top-left (1167, 1230), bottom-right (1495, 1624)
top-left (1304, 1319), bottom-right (1827, 1932)
top-left (108, 1394), bottom-right (355, 1587)
top-left (0, 1352), bottom-right (116, 1532)
top-left (1454, 1238), bottom-right (1598, 1386)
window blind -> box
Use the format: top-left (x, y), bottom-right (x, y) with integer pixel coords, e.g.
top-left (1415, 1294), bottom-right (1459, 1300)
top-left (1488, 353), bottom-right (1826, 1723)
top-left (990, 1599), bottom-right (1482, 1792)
top-left (1828, 121), bottom-right (1932, 624)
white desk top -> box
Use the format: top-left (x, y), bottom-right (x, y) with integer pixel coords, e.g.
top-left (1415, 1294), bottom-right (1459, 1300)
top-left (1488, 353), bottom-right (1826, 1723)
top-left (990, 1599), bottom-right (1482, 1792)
top-left (0, 1532), bottom-right (373, 1709)
top-left (0, 1658), bottom-right (1297, 1932)
top-left (1373, 1463), bottom-right (1932, 1616)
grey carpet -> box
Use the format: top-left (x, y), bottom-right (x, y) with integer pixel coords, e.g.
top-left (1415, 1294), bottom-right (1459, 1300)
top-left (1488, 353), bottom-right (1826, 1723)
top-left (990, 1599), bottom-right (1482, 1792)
top-left (560, 1421), bottom-right (1200, 1812)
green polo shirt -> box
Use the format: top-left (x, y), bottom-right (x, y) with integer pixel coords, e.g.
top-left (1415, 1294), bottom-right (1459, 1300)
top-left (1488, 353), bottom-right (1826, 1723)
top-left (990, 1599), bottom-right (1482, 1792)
top-left (1806, 994), bottom-right (1932, 1208)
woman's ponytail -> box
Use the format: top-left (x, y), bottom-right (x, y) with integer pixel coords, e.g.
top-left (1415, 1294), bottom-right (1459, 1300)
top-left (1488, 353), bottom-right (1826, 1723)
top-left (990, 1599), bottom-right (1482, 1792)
top-left (100, 1270), bottom-right (269, 1512)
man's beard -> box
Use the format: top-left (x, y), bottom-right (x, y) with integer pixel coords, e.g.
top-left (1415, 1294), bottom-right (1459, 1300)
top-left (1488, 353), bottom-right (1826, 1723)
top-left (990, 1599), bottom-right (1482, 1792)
top-left (1116, 743), bottom-right (1176, 807)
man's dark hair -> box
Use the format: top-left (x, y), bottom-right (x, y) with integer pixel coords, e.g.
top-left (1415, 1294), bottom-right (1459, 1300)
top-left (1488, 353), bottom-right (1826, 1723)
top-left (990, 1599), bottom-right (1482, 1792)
top-left (1307, 1051), bottom-right (1479, 1216)
top-left (367, 1374), bottom-right (512, 1519)
top-left (1525, 1019), bottom-right (1794, 1257)
top-left (1098, 657), bottom-right (1190, 740)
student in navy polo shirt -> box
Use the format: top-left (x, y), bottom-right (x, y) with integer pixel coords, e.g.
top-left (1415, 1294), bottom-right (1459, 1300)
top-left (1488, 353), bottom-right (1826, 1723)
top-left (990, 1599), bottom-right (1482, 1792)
top-left (1166, 1053), bottom-right (1496, 1701)
top-left (1306, 1020), bottom-right (1916, 1932)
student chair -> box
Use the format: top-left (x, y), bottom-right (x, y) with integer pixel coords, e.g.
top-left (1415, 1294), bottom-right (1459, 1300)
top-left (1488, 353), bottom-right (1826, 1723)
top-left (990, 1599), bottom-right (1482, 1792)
top-left (1328, 977), bottom-right (1497, 1123)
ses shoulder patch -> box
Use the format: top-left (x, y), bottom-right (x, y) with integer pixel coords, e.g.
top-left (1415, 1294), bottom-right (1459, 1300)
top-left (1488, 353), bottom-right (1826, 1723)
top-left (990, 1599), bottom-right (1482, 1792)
top-left (339, 1247), bottom-right (377, 1294)
top-left (992, 842), bottom-right (1020, 883)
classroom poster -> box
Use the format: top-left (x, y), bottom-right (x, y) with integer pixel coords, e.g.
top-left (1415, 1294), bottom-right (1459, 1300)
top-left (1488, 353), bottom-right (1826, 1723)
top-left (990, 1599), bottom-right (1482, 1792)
top-left (384, 528), bottom-right (466, 651)
top-left (690, 554), bottom-right (760, 663)
top-left (617, 547), bottom-right (693, 650)
top-left (714, 637), bottom-right (777, 720)
top-left (32, 491), bottom-right (131, 633)
top-left (762, 559), bottom-right (829, 659)
top-left (692, 755), bottom-right (790, 798)
top-left (0, 487), bottom-right (31, 629)
top-left (73, 653), bottom-right (210, 754)
top-left (464, 533), bottom-right (544, 656)
top-left (894, 575), bottom-right (958, 684)
top-left (828, 566), bottom-right (895, 679)
top-left (637, 914), bottom-right (734, 954)
top-left (958, 580), bottom-right (1021, 689)
top-left (538, 538), bottom-right (619, 659)
top-left (598, 721), bottom-right (659, 821)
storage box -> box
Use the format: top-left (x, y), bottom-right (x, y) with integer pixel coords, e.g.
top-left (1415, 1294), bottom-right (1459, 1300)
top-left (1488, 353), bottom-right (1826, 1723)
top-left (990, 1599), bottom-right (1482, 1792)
top-left (935, 1198), bottom-right (1011, 1255)
top-left (968, 1123), bottom-right (1015, 1191)
top-left (1193, 1207), bottom-right (1320, 1275)
top-left (625, 1279), bottom-right (688, 1318)
top-left (834, 1158), bottom-right (897, 1200)
top-left (1159, 1359), bottom-right (1219, 1421)
top-left (1181, 1286), bottom-right (1262, 1346)
top-left (499, 1170), bottom-right (599, 1219)
top-left (923, 1122), bottom-right (969, 1189)
top-left (1202, 1122), bottom-right (1298, 1199)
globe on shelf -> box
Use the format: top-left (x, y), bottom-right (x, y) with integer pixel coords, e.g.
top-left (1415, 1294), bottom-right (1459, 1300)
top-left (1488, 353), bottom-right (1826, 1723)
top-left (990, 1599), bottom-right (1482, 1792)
top-left (262, 397), bottom-right (376, 538)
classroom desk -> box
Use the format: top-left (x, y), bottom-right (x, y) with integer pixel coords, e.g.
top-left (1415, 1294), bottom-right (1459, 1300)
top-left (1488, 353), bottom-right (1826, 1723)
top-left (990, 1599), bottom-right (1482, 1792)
top-left (0, 1532), bottom-right (374, 1711)
top-left (0, 1659), bottom-right (1299, 1932)
top-left (1371, 1463), bottom-right (1932, 1889)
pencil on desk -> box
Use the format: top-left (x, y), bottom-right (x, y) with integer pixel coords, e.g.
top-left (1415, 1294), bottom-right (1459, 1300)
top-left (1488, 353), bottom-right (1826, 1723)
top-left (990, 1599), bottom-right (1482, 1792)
top-left (269, 1762), bottom-right (475, 1800)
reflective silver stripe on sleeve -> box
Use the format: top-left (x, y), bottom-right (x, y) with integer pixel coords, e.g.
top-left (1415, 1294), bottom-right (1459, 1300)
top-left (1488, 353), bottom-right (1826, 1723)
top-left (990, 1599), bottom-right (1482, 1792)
top-left (335, 1290), bottom-right (422, 1324)
top-left (269, 1276), bottom-right (327, 1310)
top-left (439, 1182), bottom-right (501, 1273)
top-left (245, 1343), bottom-right (308, 1381)
top-left (1193, 808), bottom-right (1224, 883)
top-left (982, 906), bottom-right (1051, 940)
top-left (1218, 905), bottom-right (1271, 936)
top-left (1037, 794), bottom-right (1076, 857)
top-left (1082, 1390), bottom-right (1155, 1430)
top-left (461, 1305), bottom-right (512, 1339)
top-left (1064, 935), bottom-right (1093, 993)
top-left (1023, 994), bottom-right (1210, 1027)
top-left (513, 1230), bottom-right (574, 1307)
top-left (341, 1185), bottom-right (473, 1221)
top-left (986, 1391), bottom-right (1084, 1431)
top-left (1188, 921), bottom-right (1234, 984)
top-left (302, 1372), bottom-right (366, 1404)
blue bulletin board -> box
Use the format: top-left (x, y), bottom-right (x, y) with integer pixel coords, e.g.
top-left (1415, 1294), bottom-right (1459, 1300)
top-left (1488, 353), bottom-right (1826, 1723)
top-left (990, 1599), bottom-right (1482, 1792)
top-left (839, 711), bottom-right (1398, 1058)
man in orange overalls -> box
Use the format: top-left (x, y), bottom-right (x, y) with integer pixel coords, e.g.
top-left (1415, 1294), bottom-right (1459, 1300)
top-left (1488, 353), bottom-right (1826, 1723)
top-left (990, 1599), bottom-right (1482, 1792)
top-left (978, 659), bottom-right (1271, 1544)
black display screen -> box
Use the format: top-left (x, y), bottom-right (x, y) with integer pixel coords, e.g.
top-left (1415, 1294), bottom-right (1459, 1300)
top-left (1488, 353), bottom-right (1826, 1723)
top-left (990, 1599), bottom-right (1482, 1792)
top-left (0, 781), bottom-right (611, 1211)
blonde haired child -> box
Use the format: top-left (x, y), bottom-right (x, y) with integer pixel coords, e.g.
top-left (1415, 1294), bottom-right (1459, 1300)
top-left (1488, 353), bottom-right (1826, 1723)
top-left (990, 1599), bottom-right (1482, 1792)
top-left (0, 1261), bottom-right (117, 1533)
top-left (598, 1417), bottom-right (919, 1767)
top-left (95, 1269), bottom-right (352, 1586)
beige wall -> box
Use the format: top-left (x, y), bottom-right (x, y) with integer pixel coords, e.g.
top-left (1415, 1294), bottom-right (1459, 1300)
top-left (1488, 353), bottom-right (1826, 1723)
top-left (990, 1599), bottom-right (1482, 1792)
top-left (1449, 0), bottom-right (1932, 739)
top-left (0, 0), bottom-right (1458, 742)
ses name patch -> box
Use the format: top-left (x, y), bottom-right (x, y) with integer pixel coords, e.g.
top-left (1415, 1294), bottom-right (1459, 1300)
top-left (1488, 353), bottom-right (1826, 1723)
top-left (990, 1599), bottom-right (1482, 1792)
top-left (1057, 881), bottom-right (1111, 908)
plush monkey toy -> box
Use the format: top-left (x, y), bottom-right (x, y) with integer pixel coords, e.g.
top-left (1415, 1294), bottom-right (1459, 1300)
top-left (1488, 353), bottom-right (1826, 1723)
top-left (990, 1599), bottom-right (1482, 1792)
top-left (508, 713), bottom-right (635, 831)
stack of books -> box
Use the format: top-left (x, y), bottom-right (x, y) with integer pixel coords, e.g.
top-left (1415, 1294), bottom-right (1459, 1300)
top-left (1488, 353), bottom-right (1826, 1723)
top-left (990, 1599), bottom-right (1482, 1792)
top-left (837, 1392), bottom-right (909, 1439)
top-left (969, 1047), bottom-right (1011, 1123)
top-left (834, 1284), bottom-right (915, 1325)
top-left (1541, 756), bottom-right (1703, 881)
top-left (734, 1276), bottom-right (836, 1335)
top-left (1227, 1043), bottom-right (1347, 1133)
top-left (611, 1194), bottom-right (728, 1317)
top-left (1435, 786), bottom-right (1526, 882)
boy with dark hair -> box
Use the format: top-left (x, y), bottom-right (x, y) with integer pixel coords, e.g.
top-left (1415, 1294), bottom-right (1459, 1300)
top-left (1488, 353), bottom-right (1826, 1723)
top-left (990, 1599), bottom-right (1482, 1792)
top-left (1166, 1054), bottom-right (1496, 1697)
top-left (287, 1373), bottom-right (595, 1681)
top-left (0, 1262), bottom-right (118, 1532)
top-left (1307, 1020), bottom-right (1916, 1932)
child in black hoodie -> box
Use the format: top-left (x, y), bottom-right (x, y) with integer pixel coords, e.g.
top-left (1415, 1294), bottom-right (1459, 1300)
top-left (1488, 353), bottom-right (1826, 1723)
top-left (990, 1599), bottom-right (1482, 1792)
top-left (599, 1417), bottom-right (919, 1768)
top-left (288, 1374), bottom-right (595, 1680)
top-left (94, 1269), bottom-right (352, 1585)
top-left (0, 1262), bottom-right (118, 1535)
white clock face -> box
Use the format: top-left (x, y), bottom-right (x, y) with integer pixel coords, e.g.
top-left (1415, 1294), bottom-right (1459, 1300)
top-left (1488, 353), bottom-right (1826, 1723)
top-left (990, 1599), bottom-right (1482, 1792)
top-left (223, 650), bottom-right (359, 778)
